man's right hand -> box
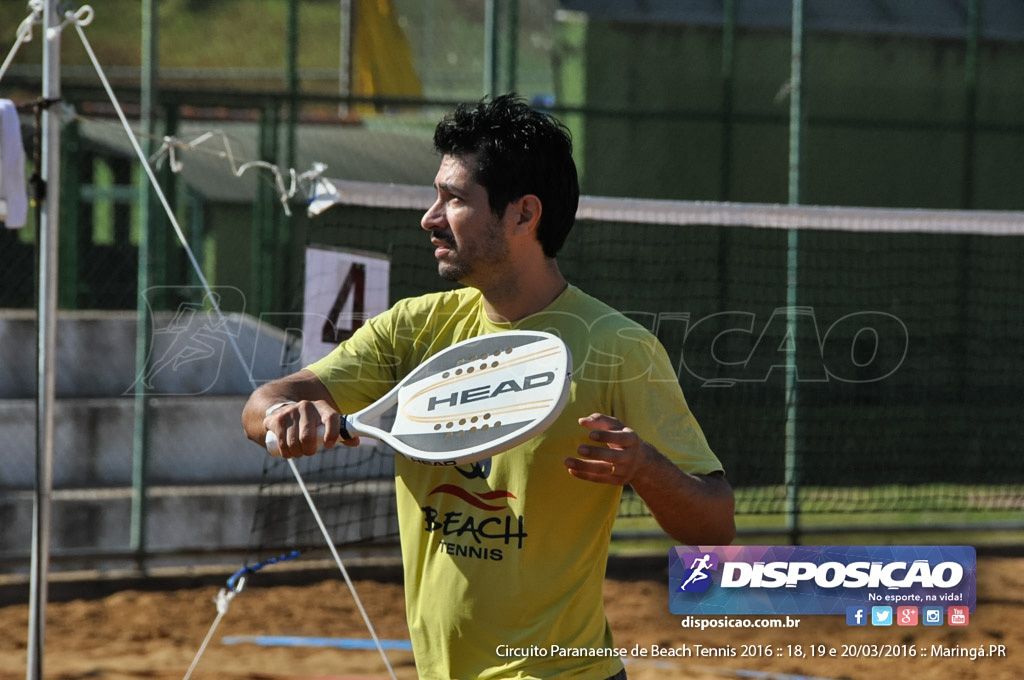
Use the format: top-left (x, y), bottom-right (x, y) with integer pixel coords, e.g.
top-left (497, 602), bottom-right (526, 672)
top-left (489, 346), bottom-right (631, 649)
top-left (263, 399), bottom-right (356, 458)
top-left (242, 369), bottom-right (356, 458)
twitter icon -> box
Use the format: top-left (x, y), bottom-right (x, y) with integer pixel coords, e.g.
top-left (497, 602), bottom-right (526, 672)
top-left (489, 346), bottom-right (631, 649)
top-left (871, 606), bottom-right (893, 626)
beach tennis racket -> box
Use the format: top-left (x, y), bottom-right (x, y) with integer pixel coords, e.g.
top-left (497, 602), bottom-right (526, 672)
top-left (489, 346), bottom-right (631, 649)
top-left (265, 330), bottom-right (573, 466)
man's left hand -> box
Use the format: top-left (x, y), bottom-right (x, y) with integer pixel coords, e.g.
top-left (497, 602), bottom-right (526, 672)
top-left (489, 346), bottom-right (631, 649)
top-left (565, 413), bottom-right (649, 485)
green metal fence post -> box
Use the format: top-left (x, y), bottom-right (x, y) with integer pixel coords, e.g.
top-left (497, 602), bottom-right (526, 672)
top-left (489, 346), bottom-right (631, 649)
top-left (955, 0), bottom-right (981, 405)
top-left (719, 0), bottom-right (736, 202)
top-left (484, 0), bottom-right (506, 96)
top-left (506, 0), bottom-right (519, 94)
top-left (58, 119), bottom-right (80, 309)
top-left (784, 0), bottom-right (805, 546)
top-left (131, 0), bottom-right (159, 567)
top-left (253, 100), bottom-right (280, 315)
top-left (962, 0), bottom-right (980, 210)
top-left (715, 0), bottom-right (737, 343)
top-left (283, 0), bottom-right (299, 316)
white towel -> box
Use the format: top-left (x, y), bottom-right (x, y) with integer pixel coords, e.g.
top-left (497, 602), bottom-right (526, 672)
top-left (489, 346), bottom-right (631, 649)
top-left (0, 98), bottom-right (29, 229)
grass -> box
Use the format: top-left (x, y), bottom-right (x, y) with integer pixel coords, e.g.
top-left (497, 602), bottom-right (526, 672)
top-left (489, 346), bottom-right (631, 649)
top-left (610, 484), bottom-right (1024, 554)
top-left (2, 1), bottom-right (339, 68)
top-left (1, 0), bottom-right (556, 99)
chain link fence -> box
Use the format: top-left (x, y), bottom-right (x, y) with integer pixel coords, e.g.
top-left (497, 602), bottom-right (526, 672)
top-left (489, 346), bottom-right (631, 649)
top-left (3, 0), bottom-right (1024, 575)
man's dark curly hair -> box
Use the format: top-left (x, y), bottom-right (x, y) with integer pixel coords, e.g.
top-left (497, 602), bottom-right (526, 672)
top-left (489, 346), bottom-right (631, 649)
top-left (432, 93), bottom-right (579, 258)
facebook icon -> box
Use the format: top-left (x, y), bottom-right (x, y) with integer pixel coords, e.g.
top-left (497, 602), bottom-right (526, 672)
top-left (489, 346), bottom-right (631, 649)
top-left (846, 606), bottom-right (867, 626)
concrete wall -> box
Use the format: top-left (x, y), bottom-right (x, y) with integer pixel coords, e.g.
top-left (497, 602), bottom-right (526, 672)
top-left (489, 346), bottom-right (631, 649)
top-left (0, 487), bottom-right (258, 557)
top-left (0, 396), bottom-right (260, 488)
top-left (0, 308), bottom-right (303, 399)
top-left (0, 310), bottom-right (396, 571)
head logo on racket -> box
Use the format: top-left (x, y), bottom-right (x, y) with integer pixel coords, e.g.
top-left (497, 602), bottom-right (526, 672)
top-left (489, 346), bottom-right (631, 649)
top-left (266, 330), bottom-right (572, 466)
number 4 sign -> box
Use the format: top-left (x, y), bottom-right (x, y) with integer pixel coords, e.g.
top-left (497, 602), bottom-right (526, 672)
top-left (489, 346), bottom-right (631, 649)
top-left (303, 247), bottom-right (390, 365)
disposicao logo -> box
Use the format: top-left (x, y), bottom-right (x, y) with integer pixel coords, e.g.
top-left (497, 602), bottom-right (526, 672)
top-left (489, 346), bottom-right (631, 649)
top-left (669, 546), bottom-right (976, 617)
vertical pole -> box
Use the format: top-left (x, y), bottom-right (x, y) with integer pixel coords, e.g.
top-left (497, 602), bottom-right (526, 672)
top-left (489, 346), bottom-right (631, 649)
top-left (719, 0), bottom-right (736, 201)
top-left (424, 0), bottom-right (434, 102)
top-left (784, 0), bottom-right (804, 546)
top-left (131, 0), bottom-right (158, 565)
top-left (253, 101), bottom-right (279, 315)
top-left (484, 0), bottom-right (499, 95)
top-left (283, 0), bottom-right (299, 315)
top-left (57, 120), bottom-right (79, 309)
top-left (286, 0), bottom-right (299, 170)
top-left (28, 1), bottom-right (62, 678)
top-left (787, 0), bottom-right (804, 207)
top-left (714, 0), bottom-right (737, 343)
top-left (955, 0), bottom-right (980, 404)
top-left (962, 0), bottom-right (979, 210)
top-left (505, 0), bottom-right (518, 94)
top-left (339, 0), bottom-right (353, 116)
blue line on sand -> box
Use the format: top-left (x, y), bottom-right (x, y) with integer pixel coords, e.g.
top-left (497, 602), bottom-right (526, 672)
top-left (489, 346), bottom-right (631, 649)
top-left (221, 635), bottom-right (413, 651)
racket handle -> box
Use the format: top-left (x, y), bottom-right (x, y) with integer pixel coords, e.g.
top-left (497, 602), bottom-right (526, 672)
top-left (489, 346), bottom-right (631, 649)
top-left (265, 424), bottom-right (328, 456)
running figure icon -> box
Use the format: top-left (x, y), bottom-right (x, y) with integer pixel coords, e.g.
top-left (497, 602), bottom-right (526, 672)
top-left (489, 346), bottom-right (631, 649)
top-left (680, 553), bottom-right (714, 591)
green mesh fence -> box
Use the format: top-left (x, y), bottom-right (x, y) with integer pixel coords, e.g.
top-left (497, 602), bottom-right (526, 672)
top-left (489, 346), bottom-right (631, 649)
top-left (283, 188), bottom-right (1024, 530)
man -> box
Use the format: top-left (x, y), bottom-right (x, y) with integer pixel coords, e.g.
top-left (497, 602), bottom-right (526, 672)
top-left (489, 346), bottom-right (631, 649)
top-left (242, 94), bottom-right (735, 680)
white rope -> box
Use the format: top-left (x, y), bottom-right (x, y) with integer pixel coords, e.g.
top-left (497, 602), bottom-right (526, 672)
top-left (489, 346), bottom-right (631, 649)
top-left (181, 586), bottom-right (239, 680)
top-left (58, 8), bottom-right (398, 679)
top-left (0, 0), bottom-right (44, 84)
top-left (287, 457), bottom-right (399, 680)
top-left (46, 4), bottom-right (94, 40)
top-left (150, 130), bottom-right (330, 217)
top-left (48, 114), bottom-right (327, 217)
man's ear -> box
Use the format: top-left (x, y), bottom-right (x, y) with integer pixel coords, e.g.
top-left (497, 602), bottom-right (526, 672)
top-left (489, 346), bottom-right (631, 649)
top-left (508, 194), bottom-right (542, 236)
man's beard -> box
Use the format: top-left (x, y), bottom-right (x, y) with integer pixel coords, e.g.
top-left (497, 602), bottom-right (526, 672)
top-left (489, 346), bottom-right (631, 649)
top-left (438, 259), bottom-right (468, 282)
top-left (434, 222), bottom-right (509, 283)
top-left (435, 234), bottom-right (469, 281)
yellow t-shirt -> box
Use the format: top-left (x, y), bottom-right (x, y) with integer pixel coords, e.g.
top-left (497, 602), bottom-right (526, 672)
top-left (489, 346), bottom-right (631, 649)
top-left (307, 285), bottom-right (722, 680)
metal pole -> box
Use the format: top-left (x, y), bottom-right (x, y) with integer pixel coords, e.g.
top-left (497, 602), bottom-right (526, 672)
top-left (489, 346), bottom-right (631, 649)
top-left (131, 0), bottom-right (158, 563)
top-left (28, 1), bottom-right (62, 678)
top-left (253, 101), bottom-right (279, 314)
top-left (962, 0), bottom-right (979, 209)
top-left (714, 0), bottom-right (737, 373)
top-left (719, 0), bottom-right (736, 201)
top-left (287, 0), bottom-right (299, 170)
top-left (283, 0), bottom-right (299, 312)
top-left (787, 0), bottom-right (804, 207)
top-left (484, 0), bottom-right (498, 95)
top-left (505, 0), bottom-right (518, 94)
top-left (339, 0), bottom-right (353, 116)
top-left (784, 0), bottom-right (804, 546)
top-left (955, 0), bottom-right (981, 404)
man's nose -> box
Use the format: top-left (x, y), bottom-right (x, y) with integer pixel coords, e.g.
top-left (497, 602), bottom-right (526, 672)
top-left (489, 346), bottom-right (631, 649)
top-left (421, 199), bottom-right (444, 231)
